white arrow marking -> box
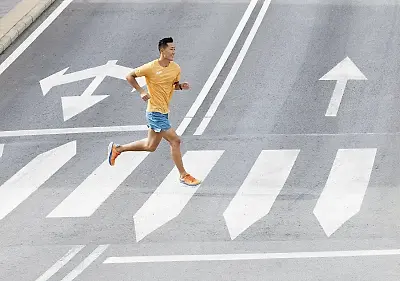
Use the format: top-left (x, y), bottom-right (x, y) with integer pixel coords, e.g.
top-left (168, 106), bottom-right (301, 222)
top-left (47, 151), bottom-right (149, 218)
top-left (40, 60), bottom-right (146, 96)
top-left (320, 56), bottom-right (367, 117)
top-left (223, 149), bottom-right (300, 240)
top-left (0, 144), bottom-right (4, 158)
top-left (133, 150), bottom-right (224, 242)
top-left (313, 148), bottom-right (377, 237)
top-left (0, 141), bottom-right (76, 220)
top-left (61, 96), bottom-right (109, 121)
top-left (40, 60), bottom-right (146, 121)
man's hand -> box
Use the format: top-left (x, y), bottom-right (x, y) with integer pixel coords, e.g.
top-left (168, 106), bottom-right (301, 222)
top-left (140, 90), bottom-right (150, 101)
top-left (180, 82), bottom-right (190, 90)
top-left (175, 82), bottom-right (190, 90)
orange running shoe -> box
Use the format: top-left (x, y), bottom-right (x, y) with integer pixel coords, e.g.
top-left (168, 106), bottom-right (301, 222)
top-left (108, 142), bottom-right (120, 166)
top-left (180, 173), bottom-right (201, 186)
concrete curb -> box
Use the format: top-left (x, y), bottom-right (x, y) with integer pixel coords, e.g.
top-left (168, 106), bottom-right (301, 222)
top-left (0, 0), bottom-right (56, 54)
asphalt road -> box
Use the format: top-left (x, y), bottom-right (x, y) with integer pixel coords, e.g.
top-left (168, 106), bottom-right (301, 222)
top-left (1, 0), bottom-right (400, 280)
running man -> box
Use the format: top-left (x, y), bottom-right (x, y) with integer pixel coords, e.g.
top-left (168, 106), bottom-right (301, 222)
top-left (107, 37), bottom-right (201, 186)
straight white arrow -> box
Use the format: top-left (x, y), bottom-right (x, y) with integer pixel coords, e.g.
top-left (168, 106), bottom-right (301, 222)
top-left (133, 150), bottom-right (224, 242)
top-left (223, 149), bottom-right (300, 240)
top-left (0, 141), bottom-right (76, 220)
top-left (313, 148), bottom-right (377, 237)
top-left (40, 60), bottom-right (146, 121)
top-left (47, 151), bottom-right (149, 218)
top-left (320, 56), bottom-right (367, 117)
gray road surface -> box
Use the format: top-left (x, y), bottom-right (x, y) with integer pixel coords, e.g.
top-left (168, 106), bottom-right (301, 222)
top-left (1, 0), bottom-right (400, 280)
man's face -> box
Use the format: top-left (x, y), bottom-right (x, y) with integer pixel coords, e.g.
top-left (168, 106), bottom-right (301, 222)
top-left (162, 43), bottom-right (175, 61)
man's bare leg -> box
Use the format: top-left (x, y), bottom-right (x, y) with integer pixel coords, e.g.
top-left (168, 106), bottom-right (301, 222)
top-left (116, 129), bottom-right (162, 153)
top-left (108, 129), bottom-right (162, 165)
top-left (160, 128), bottom-right (201, 186)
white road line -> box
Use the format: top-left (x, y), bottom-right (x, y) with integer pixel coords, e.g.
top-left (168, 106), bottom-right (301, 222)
top-left (133, 150), bottom-right (224, 242)
top-left (34, 245), bottom-right (85, 281)
top-left (0, 144), bottom-right (3, 157)
top-left (0, 0), bottom-right (74, 76)
top-left (0, 125), bottom-right (147, 137)
top-left (223, 149), bottom-right (300, 240)
top-left (0, 141), bottom-right (76, 220)
top-left (193, 0), bottom-right (272, 135)
top-left (103, 248), bottom-right (400, 263)
top-left (175, 0), bottom-right (258, 136)
top-left (61, 245), bottom-right (109, 281)
top-left (313, 148), bottom-right (377, 237)
top-left (47, 152), bottom-right (149, 217)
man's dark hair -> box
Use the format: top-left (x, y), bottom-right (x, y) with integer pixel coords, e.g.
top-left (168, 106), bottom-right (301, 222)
top-left (158, 37), bottom-right (173, 52)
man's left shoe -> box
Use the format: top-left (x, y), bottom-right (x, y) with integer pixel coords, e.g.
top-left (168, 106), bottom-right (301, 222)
top-left (180, 173), bottom-right (201, 186)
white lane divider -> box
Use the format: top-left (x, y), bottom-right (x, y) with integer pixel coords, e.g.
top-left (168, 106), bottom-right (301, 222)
top-left (0, 144), bottom-right (3, 158)
top-left (61, 245), bottom-right (109, 281)
top-left (175, 0), bottom-right (259, 135)
top-left (194, 0), bottom-right (272, 135)
top-left (103, 248), bottom-right (400, 264)
top-left (34, 245), bottom-right (85, 281)
top-left (0, 0), bottom-right (74, 76)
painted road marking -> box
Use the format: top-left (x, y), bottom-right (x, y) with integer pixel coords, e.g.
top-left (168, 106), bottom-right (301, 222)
top-left (223, 149), bottom-right (300, 240)
top-left (0, 125), bottom-right (147, 137)
top-left (133, 150), bottom-right (224, 242)
top-left (313, 148), bottom-right (377, 237)
top-left (320, 56), bottom-right (367, 117)
top-left (34, 245), bottom-right (85, 281)
top-left (47, 152), bottom-right (149, 217)
top-left (0, 141), bottom-right (76, 220)
top-left (175, 0), bottom-right (258, 135)
top-left (60, 245), bottom-right (109, 281)
top-left (193, 0), bottom-right (272, 135)
top-left (0, 143), bottom-right (3, 158)
top-left (103, 248), bottom-right (400, 263)
top-left (40, 60), bottom-right (146, 121)
top-left (0, 0), bottom-right (74, 76)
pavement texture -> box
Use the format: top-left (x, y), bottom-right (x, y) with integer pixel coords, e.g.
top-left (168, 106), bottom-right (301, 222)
top-left (2, 0), bottom-right (400, 280)
top-left (0, 0), bottom-right (56, 54)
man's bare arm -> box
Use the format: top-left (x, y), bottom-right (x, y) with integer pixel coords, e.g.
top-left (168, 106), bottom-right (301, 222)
top-left (126, 72), bottom-right (150, 101)
top-left (126, 72), bottom-right (146, 94)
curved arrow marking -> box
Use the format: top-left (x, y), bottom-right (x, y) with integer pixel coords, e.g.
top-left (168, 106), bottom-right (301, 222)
top-left (40, 60), bottom-right (146, 121)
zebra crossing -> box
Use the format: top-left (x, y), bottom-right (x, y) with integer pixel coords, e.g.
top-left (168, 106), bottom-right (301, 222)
top-left (0, 140), bottom-right (378, 242)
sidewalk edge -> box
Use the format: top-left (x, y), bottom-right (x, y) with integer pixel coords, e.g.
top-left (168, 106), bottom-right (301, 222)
top-left (0, 0), bottom-right (56, 54)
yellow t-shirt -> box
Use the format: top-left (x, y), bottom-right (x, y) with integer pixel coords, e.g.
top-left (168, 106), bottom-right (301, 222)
top-left (131, 59), bottom-right (181, 114)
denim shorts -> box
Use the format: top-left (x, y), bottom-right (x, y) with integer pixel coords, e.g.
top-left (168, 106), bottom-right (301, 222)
top-left (146, 111), bottom-right (171, 132)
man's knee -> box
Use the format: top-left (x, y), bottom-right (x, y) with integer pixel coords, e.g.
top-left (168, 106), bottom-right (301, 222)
top-left (147, 143), bottom-right (158, 152)
top-left (170, 136), bottom-right (181, 148)
top-left (162, 128), bottom-right (181, 147)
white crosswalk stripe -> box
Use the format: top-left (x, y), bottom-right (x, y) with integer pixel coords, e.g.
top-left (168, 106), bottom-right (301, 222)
top-left (223, 149), bottom-right (300, 240)
top-left (0, 142), bottom-right (379, 240)
top-left (47, 151), bottom-right (149, 218)
top-left (0, 141), bottom-right (76, 221)
top-left (133, 150), bottom-right (224, 242)
top-left (313, 148), bottom-right (377, 237)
